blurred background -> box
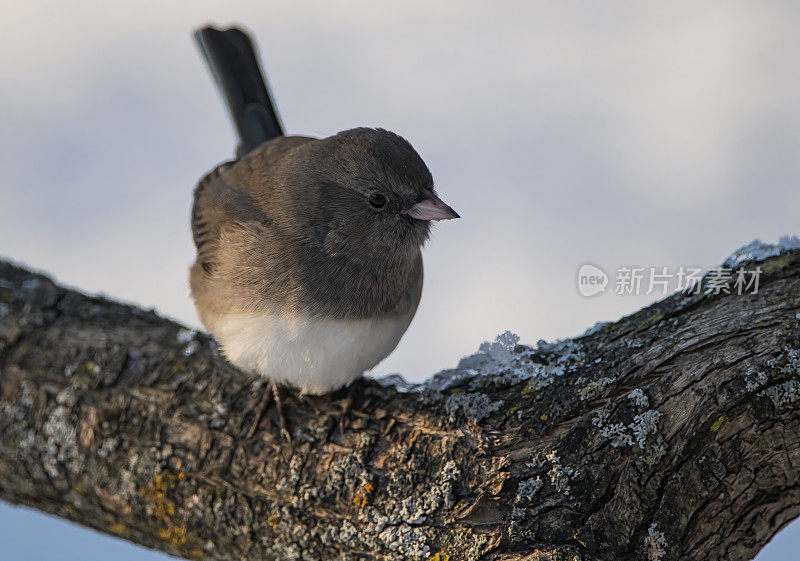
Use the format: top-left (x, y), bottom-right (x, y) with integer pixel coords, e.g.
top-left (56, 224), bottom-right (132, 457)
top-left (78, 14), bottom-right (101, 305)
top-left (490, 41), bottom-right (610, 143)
top-left (1, 1), bottom-right (798, 559)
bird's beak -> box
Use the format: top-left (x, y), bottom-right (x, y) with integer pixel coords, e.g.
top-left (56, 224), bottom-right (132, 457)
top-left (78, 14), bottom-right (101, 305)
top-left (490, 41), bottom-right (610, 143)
top-left (404, 193), bottom-right (460, 221)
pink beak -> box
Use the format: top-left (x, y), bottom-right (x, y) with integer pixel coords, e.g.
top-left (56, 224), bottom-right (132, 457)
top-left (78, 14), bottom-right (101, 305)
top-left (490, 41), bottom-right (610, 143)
top-left (404, 193), bottom-right (460, 221)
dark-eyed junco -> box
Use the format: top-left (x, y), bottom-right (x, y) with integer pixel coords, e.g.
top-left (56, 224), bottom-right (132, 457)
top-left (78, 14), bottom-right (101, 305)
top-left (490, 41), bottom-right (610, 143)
top-left (190, 25), bottom-right (458, 399)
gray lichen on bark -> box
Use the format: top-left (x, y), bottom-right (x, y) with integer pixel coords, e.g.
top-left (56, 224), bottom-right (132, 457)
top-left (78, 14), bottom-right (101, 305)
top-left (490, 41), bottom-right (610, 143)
top-left (0, 249), bottom-right (799, 561)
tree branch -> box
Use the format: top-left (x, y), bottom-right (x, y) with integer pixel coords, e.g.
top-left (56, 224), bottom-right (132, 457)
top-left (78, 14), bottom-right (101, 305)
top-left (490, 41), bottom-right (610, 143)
top-left (0, 251), bottom-right (799, 561)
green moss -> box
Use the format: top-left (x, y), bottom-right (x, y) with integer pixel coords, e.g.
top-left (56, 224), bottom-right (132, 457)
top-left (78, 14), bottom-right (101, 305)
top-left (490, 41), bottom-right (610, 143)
top-left (639, 313), bottom-right (664, 328)
top-left (763, 255), bottom-right (791, 274)
top-left (710, 415), bottom-right (728, 432)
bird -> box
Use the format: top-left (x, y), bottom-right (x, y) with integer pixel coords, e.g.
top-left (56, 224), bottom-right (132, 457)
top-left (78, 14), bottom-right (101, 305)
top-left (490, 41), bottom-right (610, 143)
top-left (189, 25), bottom-right (459, 424)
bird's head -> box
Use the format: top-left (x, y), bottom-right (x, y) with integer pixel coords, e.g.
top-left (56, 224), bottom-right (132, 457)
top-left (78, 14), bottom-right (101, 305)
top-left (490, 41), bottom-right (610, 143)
top-left (279, 128), bottom-right (458, 257)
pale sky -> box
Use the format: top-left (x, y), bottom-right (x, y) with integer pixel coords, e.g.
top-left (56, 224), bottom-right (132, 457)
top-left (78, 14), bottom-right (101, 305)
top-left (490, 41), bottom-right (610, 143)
top-left (1, 2), bottom-right (798, 559)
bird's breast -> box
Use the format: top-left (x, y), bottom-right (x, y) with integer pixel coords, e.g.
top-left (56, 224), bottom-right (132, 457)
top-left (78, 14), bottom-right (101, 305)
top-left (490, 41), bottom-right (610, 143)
top-left (211, 311), bottom-right (414, 394)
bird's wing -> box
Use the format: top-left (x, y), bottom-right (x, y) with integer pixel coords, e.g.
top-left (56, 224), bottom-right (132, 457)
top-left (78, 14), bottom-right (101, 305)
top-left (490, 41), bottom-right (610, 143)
top-left (192, 136), bottom-right (315, 274)
top-left (192, 162), bottom-right (265, 274)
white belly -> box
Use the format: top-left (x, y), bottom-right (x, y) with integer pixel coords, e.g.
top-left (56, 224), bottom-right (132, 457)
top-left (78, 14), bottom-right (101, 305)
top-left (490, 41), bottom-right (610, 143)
top-left (211, 312), bottom-right (413, 394)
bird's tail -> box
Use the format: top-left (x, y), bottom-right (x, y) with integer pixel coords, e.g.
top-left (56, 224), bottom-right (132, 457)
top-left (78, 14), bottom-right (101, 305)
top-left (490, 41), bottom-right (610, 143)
top-left (194, 25), bottom-right (284, 157)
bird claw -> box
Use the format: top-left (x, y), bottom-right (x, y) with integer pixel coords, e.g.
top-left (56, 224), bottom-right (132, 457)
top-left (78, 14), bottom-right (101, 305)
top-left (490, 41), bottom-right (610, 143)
top-left (270, 381), bottom-right (292, 444)
top-left (244, 381), bottom-right (292, 445)
top-left (338, 380), bottom-right (364, 434)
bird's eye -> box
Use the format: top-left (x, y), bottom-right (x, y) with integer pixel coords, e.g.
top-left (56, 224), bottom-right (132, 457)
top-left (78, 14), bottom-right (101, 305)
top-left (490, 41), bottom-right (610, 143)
top-left (368, 193), bottom-right (387, 209)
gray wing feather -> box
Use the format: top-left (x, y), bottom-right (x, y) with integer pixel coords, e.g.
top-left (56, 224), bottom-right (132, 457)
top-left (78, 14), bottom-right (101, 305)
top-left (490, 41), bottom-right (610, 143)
top-left (192, 162), bottom-right (266, 274)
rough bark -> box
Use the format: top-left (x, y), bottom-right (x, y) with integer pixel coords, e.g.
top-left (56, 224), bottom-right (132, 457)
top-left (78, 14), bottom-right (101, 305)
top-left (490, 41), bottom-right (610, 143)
top-left (0, 251), bottom-right (799, 561)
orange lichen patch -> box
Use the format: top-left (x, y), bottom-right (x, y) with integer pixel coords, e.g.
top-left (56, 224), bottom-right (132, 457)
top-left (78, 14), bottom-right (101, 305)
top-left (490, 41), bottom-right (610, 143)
top-left (141, 473), bottom-right (185, 516)
top-left (141, 472), bottom-right (195, 549)
top-left (430, 553), bottom-right (450, 561)
top-left (155, 500), bottom-right (176, 518)
top-left (109, 523), bottom-right (128, 535)
top-left (158, 525), bottom-right (188, 545)
top-left (352, 482), bottom-right (374, 508)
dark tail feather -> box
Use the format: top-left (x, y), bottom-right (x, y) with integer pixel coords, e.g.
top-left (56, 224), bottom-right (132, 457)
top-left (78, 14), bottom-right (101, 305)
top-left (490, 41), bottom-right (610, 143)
top-left (194, 25), bottom-right (284, 157)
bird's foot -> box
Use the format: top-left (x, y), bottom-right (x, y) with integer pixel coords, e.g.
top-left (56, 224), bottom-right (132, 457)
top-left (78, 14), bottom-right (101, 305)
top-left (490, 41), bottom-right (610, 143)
top-left (244, 381), bottom-right (291, 444)
top-left (270, 381), bottom-right (291, 443)
top-left (338, 379), bottom-right (366, 434)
